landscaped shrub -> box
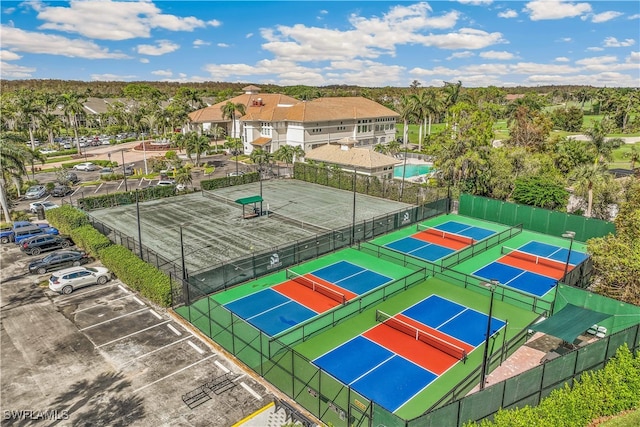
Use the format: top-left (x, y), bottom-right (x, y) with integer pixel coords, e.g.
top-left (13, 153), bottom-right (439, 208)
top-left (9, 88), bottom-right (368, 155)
top-left (469, 345), bottom-right (640, 427)
top-left (69, 225), bottom-right (112, 257)
top-left (77, 185), bottom-right (177, 210)
top-left (200, 171), bottom-right (259, 190)
top-left (99, 244), bottom-right (172, 306)
top-left (44, 204), bottom-right (90, 235)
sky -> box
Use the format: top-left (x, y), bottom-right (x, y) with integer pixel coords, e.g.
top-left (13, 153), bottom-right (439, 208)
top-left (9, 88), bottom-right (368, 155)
top-left (1, 0), bottom-right (639, 88)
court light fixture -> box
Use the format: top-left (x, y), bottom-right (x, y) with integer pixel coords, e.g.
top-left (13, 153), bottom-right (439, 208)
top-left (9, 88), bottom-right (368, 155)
top-left (480, 279), bottom-right (499, 391)
top-left (562, 231), bottom-right (576, 279)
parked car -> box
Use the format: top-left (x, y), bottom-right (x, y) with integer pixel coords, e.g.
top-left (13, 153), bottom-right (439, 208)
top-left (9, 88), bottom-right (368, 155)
top-left (20, 234), bottom-right (74, 255)
top-left (156, 180), bottom-right (176, 186)
top-left (228, 171), bottom-right (245, 177)
top-left (73, 162), bottom-right (98, 171)
top-left (61, 171), bottom-right (80, 184)
top-left (51, 184), bottom-right (73, 197)
top-left (1, 221), bottom-right (56, 244)
top-left (29, 201), bottom-right (60, 213)
top-left (28, 250), bottom-right (90, 274)
top-left (48, 266), bottom-right (112, 294)
top-left (13, 225), bottom-right (59, 244)
top-left (123, 165), bottom-right (134, 176)
top-left (25, 185), bottom-right (47, 200)
top-left (99, 167), bottom-right (114, 177)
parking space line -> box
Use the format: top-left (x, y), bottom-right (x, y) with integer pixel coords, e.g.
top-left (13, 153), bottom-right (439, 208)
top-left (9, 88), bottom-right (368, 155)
top-left (119, 337), bottom-right (190, 367)
top-left (53, 282), bottom-right (122, 301)
top-left (117, 284), bottom-right (129, 293)
top-left (70, 187), bottom-right (81, 197)
top-left (240, 382), bottom-right (263, 400)
top-left (79, 307), bottom-right (148, 331)
top-left (96, 320), bottom-right (170, 348)
top-left (187, 340), bottom-right (205, 354)
top-left (167, 324), bottom-right (181, 335)
top-left (94, 183), bottom-right (103, 193)
top-left (132, 355), bottom-right (216, 394)
top-left (132, 297), bottom-right (144, 305)
top-left (215, 360), bottom-right (230, 373)
top-left (149, 309), bottom-right (162, 320)
top-left (71, 293), bottom-right (135, 314)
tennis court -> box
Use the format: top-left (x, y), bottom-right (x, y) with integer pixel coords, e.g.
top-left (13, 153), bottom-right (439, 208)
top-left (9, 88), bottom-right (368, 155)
top-left (473, 241), bottom-right (588, 297)
top-left (223, 259), bottom-right (393, 336)
top-left (384, 220), bottom-right (497, 262)
top-left (313, 294), bottom-right (506, 413)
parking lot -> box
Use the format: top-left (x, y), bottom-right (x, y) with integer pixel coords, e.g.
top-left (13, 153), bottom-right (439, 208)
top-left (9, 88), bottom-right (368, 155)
top-left (1, 241), bottom-right (277, 426)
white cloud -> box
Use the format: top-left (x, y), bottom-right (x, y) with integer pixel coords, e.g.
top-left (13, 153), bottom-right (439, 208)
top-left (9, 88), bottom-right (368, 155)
top-left (457, 0), bottom-right (493, 5)
top-left (246, 33), bottom-right (254, 39)
top-left (479, 50), bottom-right (516, 60)
top-left (139, 58), bottom-right (149, 64)
top-left (90, 73), bottom-right (137, 81)
top-left (511, 62), bottom-right (577, 74)
top-left (629, 14), bottom-right (640, 20)
top-left (527, 71), bottom-right (638, 87)
top-left (416, 28), bottom-right (506, 50)
top-left (151, 69), bottom-right (173, 77)
top-left (0, 49), bottom-right (21, 61)
top-left (628, 51), bottom-right (640, 63)
top-left (0, 60), bottom-right (35, 78)
top-left (498, 9), bottom-right (518, 19)
top-left (590, 11), bottom-right (623, 23)
top-left (587, 46), bottom-right (604, 51)
top-left (559, 37), bottom-right (572, 42)
top-left (217, 43), bottom-right (230, 48)
top-left (137, 40), bottom-right (180, 56)
top-left (31, 0), bottom-right (211, 41)
top-left (447, 51), bottom-right (474, 60)
top-left (603, 37), bottom-right (636, 47)
top-left (524, 0), bottom-right (591, 21)
top-left (193, 39), bottom-right (210, 48)
top-left (575, 55), bottom-right (618, 66)
top-left (207, 19), bottom-right (221, 27)
top-left (555, 57), bottom-right (570, 62)
top-left (0, 25), bottom-right (130, 59)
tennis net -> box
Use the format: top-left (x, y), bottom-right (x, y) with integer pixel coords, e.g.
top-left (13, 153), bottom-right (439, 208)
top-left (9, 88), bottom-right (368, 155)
top-left (375, 310), bottom-right (467, 360)
top-left (416, 224), bottom-right (474, 245)
top-left (286, 269), bottom-right (346, 305)
top-left (500, 246), bottom-right (567, 272)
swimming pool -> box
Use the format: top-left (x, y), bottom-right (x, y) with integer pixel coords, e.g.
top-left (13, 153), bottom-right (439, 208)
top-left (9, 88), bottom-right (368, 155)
top-left (394, 164), bottom-right (432, 178)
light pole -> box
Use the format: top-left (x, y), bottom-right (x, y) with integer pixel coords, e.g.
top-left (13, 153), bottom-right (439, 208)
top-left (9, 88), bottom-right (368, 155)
top-left (135, 189), bottom-right (143, 259)
top-left (562, 231), bottom-right (576, 279)
top-left (480, 279), bottom-right (499, 391)
top-left (121, 149), bottom-right (128, 192)
top-left (179, 223), bottom-right (188, 281)
top-left (351, 167), bottom-right (357, 244)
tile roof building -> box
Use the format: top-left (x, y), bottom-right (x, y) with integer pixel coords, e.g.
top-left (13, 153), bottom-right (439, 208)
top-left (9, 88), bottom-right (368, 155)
top-left (186, 86), bottom-right (400, 159)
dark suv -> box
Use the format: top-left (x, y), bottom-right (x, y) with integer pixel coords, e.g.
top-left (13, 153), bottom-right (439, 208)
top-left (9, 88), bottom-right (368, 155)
top-left (51, 184), bottom-right (73, 197)
top-left (20, 234), bottom-right (73, 255)
top-left (28, 250), bottom-right (90, 274)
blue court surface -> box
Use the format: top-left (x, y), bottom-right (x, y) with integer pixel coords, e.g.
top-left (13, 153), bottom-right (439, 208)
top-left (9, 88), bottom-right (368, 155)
top-left (434, 221), bottom-right (496, 241)
top-left (224, 261), bottom-right (392, 336)
top-left (519, 241), bottom-right (588, 266)
top-left (385, 237), bottom-right (454, 261)
top-left (311, 261), bottom-right (392, 295)
top-left (313, 294), bottom-right (505, 412)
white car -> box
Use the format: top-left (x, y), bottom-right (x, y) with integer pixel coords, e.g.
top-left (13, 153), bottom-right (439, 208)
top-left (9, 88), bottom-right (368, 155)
top-left (73, 162), bottom-right (98, 171)
top-left (29, 201), bottom-right (60, 213)
top-left (156, 180), bottom-right (176, 186)
top-left (48, 266), bottom-right (112, 294)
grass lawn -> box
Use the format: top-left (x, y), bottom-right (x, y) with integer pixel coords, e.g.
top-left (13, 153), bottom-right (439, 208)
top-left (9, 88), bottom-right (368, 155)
top-left (600, 409), bottom-right (640, 427)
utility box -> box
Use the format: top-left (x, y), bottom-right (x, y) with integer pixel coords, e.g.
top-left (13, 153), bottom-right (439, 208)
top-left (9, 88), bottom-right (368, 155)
top-left (36, 205), bottom-right (45, 220)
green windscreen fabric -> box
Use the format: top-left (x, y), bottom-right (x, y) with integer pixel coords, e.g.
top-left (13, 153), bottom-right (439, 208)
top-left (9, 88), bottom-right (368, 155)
top-left (531, 304), bottom-right (610, 342)
top-left (235, 195), bottom-right (263, 205)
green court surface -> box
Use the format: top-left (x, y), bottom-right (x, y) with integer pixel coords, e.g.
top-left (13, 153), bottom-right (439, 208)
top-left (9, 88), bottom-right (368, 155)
top-left (208, 247), bottom-right (416, 306)
top-left (293, 277), bottom-right (538, 419)
top-left (371, 213), bottom-right (511, 246)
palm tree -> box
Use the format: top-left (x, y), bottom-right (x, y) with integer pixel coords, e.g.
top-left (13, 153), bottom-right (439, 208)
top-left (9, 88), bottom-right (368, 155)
top-left (225, 137), bottom-right (244, 176)
top-left (250, 148), bottom-right (273, 177)
top-left (185, 132), bottom-right (211, 167)
top-left (13, 89), bottom-right (41, 150)
top-left (624, 145), bottom-right (640, 171)
top-left (221, 102), bottom-right (246, 176)
top-left (0, 136), bottom-right (28, 221)
top-left (570, 162), bottom-right (608, 217)
top-left (584, 122), bottom-right (624, 165)
top-left (24, 147), bottom-right (46, 181)
top-left (174, 166), bottom-right (193, 189)
top-left (59, 91), bottom-right (87, 153)
top-left (274, 145), bottom-right (295, 170)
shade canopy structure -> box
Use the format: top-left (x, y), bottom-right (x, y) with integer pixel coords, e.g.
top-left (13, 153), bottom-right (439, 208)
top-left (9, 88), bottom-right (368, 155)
top-left (235, 195), bottom-right (264, 219)
top-left (530, 303), bottom-right (611, 343)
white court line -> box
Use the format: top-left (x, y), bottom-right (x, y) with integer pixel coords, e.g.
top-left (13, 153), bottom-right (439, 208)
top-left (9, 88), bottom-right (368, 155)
top-left (133, 297), bottom-right (144, 306)
top-left (119, 337), bottom-right (190, 367)
top-left (79, 307), bottom-right (148, 331)
top-left (215, 360), bottom-right (230, 373)
top-left (167, 324), bottom-right (181, 335)
top-left (187, 340), bottom-right (205, 354)
top-left (240, 382), bottom-right (262, 400)
top-left (149, 309), bottom-right (162, 320)
top-left (132, 355), bottom-right (216, 394)
top-left (96, 321), bottom-right (170, 348)
top-left (71, 293), bottom-right (134, 314)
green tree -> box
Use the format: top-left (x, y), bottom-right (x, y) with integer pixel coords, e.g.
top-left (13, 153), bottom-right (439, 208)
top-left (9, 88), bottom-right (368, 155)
top-left (584, 122), bottom-right (624, 165)
top-left (587, 179), bottom-right (640, 304)
top-left (184, 132), bottom-right (211, 167)
top-left (250, 148), bottom-right (273, 177)
top-left (0, 135), bottom-right (28, 221)
top-left (174, 166), bottom-right (193, 189)
top-left (511, 175), bottom-right (569, 210)
top-left (59, 91), bottom-right (87, 152)
top-left (551, 106), bottom-right (583, 132)
top-left (570, 162), bottom-right (610, 218)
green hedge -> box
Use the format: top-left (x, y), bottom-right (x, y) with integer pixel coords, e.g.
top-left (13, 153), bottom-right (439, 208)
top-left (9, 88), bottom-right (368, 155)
top-left (44, 204), bottom-right (90, 235)
top-left (200, 171), bottom-right (259, 190)
top-left (69, 225), bottom-right (112, 258)
top-left (99, 245), bottom-right (172, 306)
top-left (470, 345), bottom-right (640, 427)
top-left (77, 185), bottom-right (177, 210)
